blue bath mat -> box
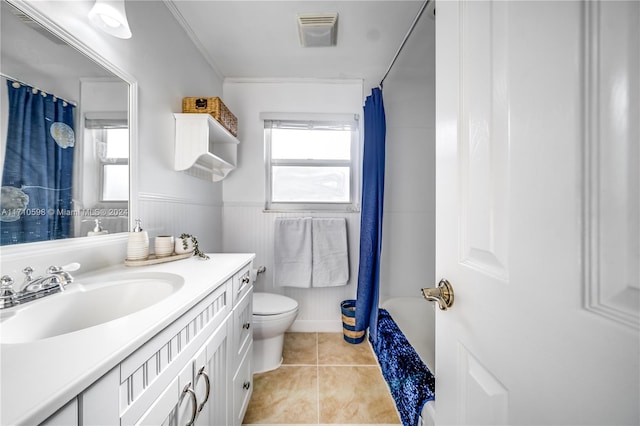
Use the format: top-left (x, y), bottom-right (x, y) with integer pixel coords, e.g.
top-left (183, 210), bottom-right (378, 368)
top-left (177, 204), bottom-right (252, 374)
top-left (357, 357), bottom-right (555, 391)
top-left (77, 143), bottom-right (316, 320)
top-left (371, 308), bottom-right (435, 426)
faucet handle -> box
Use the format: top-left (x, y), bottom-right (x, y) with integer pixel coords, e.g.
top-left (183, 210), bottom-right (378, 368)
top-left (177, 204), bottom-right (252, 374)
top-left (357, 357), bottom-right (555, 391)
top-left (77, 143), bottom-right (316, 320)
top-left (46, 263), bottom-right (81, 274)
top-left (22, 266), bottom-right (34, 281)
top-left (62, 262), bottom-right (81, 272)
top-left (0, 276), bottom-right (17, 308)
top-left (1, 275), bottom-right (15, 293)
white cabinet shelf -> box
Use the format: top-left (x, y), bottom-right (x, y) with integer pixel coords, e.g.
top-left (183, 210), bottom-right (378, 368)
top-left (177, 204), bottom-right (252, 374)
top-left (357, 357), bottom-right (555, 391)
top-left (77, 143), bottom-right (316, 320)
top-left (174, 113), bottom-right (239, 181)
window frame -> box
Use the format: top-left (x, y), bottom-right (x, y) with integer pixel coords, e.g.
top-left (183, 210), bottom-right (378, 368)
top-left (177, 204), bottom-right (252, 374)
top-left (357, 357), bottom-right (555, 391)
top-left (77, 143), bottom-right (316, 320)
top-left (99, 158), bottom-right (129, 202)
top-left (263, 114), bottom-right (360, 212)
top-left (85, 116), bottom-right (129, 203)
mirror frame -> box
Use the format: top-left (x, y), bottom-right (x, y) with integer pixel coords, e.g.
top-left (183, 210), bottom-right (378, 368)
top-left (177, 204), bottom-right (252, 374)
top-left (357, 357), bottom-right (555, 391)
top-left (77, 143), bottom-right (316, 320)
top-left (1, 0), bottom-right (138, 253)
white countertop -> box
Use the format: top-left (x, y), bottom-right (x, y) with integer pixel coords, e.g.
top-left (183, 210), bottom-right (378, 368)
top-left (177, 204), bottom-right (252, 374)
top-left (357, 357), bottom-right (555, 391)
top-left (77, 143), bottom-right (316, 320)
top-left (0, 253), bottom-right (255, 426)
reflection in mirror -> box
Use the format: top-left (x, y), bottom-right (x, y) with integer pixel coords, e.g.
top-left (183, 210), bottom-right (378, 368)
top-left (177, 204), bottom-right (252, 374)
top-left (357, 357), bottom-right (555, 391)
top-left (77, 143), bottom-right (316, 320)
top-left (0, 0), bottom-right (130, 245)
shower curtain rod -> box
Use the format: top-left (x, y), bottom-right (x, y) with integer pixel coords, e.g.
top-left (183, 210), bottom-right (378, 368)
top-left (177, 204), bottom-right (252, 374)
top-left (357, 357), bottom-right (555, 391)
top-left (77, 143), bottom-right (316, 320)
top-left (379, 0), bottom-right (431, 88)
top-left (1, 71), bottom-right (77, 106)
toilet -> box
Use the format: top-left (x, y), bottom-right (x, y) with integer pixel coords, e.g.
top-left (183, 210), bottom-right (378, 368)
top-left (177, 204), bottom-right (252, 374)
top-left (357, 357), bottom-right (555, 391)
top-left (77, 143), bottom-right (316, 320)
top-left (252, 292), bottom-right (299, 373)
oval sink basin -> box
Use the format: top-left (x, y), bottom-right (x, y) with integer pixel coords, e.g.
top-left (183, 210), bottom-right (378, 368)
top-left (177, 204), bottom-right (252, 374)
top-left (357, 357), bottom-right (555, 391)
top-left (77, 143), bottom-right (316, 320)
top-left (0, 272), bottom-right (184, 344)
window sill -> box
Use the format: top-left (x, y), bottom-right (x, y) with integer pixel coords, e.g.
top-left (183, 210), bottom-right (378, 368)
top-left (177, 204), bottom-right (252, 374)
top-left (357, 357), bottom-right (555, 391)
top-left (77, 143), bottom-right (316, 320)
top-left (263, 204), bottom-right (360, 214)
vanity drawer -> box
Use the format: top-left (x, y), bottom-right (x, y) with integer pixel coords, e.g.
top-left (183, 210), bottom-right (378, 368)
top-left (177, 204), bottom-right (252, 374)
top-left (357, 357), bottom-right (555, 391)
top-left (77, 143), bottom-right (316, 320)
top-left (232, 286), bottom-right (253, 372)
top-left (232, 262), bottom-right (252, 306)
top-left (232, 342), bottom-right (253, 426)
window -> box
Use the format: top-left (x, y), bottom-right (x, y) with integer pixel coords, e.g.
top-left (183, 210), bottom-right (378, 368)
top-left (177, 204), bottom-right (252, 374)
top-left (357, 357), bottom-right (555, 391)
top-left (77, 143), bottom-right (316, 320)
top-left (264, 115), bottom-right (359, 211)
top-left (99, 128), bottom-right (128, 201)
top-left (85, 115), bottom-right (129, 202)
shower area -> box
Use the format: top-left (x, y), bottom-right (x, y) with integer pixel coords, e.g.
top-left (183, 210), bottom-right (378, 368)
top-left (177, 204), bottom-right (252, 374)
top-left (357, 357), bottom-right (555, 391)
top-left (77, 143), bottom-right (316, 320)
top-left (375, 1), bottom-right (437, 424)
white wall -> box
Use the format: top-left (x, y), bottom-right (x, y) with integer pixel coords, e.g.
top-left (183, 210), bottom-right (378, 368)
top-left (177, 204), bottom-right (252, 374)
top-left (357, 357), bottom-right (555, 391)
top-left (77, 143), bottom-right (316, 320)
top-left (1, 0), bottom-right (224, 277)
top-left (222, 79), bottom-right (363, 331)
top-left (378, 11), bottom-right (436, 300)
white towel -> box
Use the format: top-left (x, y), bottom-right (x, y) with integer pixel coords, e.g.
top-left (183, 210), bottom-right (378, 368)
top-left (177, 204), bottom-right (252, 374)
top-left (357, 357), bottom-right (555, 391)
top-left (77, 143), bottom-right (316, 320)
top-left (312, 218), bottom-right (349, 287)
top-left (274, 217), bottom-right (312, 288)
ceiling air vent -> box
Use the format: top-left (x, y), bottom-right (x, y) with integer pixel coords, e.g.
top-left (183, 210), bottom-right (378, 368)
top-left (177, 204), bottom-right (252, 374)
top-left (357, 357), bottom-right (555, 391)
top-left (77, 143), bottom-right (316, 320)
top-left (297, 13), bottom-right (338, 47)
top-left (8, 5), bottom-right (67, 45)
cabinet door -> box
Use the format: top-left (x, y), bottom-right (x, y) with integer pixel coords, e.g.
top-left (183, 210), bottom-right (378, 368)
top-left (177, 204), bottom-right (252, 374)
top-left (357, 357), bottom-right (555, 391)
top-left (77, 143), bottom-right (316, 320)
top-left (176, 360), bottom-right (199, 426)
top-left (196, 321), bottom-right (230, 426)
top-left (136, 376), bottom-right (179, 426)
top-left (40, 399), bottom-right (78, 426)
top-left (137, 323), bottom-right (230, 426)
top-left (232, 344), bottom-right (253, 426)
top-left (82, 367), bottom-right (120, 425)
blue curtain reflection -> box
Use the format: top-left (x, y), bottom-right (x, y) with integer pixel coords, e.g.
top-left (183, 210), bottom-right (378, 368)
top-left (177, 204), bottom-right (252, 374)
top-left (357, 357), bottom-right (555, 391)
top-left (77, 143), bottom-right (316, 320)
top-left (1, 80), bottom-right (75, 245)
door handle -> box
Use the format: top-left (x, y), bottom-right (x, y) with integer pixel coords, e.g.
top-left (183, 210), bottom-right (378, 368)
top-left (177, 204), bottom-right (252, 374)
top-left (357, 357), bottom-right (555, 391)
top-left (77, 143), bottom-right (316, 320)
top-left (179, 382), bottom-right (198, 426)
top-left (421, 279), bottom-right (454, 310)
top-left (195, 366), bottom-right (211, 413)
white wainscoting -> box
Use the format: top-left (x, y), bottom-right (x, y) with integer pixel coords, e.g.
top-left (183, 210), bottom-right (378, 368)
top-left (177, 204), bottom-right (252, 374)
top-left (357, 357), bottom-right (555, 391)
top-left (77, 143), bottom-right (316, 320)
top-left (138, 192), bottom-right (223, 253)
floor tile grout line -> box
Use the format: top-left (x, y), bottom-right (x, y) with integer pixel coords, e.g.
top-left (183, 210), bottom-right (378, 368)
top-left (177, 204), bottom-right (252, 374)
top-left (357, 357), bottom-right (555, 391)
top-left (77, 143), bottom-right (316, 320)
top-left (316, 332), bottom-right (320, 425)
top-left (283, 363), bottom-right (377, 367)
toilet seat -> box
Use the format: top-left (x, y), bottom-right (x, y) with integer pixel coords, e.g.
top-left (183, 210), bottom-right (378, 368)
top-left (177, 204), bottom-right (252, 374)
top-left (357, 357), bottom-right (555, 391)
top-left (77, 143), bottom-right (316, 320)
top-left (253, 292), bottom-right (298, 315)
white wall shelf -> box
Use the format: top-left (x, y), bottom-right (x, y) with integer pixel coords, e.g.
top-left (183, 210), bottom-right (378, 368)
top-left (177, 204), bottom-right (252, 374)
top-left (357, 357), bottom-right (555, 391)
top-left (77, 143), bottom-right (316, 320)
top-left (174, 113), bottom-right (239, 181)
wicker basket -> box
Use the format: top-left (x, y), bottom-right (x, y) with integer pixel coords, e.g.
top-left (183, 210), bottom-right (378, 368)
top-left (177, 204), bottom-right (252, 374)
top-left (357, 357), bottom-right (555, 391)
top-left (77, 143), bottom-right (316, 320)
top-left (340, 300), bottom-right (365, 344)
top-left (182, 97), bottom-right (238, 136)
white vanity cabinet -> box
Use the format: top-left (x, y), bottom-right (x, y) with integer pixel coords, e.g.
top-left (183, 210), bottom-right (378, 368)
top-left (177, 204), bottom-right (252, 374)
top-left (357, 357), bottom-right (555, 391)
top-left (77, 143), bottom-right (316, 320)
top-left (59, 258), bottom-right (255, 426)
top-left (231, 266), bottom-right (254, 424)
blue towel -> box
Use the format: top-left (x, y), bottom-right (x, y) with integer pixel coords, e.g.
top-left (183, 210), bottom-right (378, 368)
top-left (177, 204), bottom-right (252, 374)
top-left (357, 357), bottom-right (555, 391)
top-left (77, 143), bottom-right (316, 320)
top-left (371, 309), bottom-right (435, 426)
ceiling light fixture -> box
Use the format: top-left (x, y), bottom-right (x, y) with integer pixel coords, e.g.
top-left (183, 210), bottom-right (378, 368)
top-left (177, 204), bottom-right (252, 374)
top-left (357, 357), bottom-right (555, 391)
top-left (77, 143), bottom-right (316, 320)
top-left (297, 13), bottom-right (338, 47)
top-left (88, 0), bottom-right (132, 39)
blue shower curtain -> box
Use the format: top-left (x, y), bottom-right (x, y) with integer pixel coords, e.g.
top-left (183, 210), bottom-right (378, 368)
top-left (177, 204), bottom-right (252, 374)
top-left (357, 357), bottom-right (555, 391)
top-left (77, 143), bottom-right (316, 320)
top-left (355, 87), bottom-right (386, 342)
top-left (1, 80), bottom-right (75, 245)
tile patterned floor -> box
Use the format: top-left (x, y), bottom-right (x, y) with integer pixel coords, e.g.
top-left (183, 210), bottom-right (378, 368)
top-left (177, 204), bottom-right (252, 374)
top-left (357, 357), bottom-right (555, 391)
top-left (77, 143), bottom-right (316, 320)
top-left (243, 332), bottom-right (401, 425)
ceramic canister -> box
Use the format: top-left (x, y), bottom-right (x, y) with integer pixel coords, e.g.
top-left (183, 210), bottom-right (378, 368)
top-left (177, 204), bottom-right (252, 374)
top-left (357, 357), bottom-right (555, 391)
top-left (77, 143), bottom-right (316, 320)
top-left (127, 231), bottom-right (149, 260)
top-left (154, 235), bottom-right (174, 257)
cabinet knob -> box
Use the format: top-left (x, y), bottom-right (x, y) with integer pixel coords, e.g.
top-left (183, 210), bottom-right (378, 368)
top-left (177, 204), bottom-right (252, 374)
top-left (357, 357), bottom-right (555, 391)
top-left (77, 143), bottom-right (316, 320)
top-left (241, 276), bottom-right (250, 285)
top-left (242, 322), bottom-right (251, 330)
top-left (242, 381), bottom-right (251, 390)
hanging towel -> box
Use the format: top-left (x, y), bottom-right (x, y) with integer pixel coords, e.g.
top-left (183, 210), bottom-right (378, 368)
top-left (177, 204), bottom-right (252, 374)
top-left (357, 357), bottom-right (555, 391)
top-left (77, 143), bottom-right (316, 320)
top-left (312, 218), bottom-right (349, 287)
top-left (274, 217), bottom-right (313, 288)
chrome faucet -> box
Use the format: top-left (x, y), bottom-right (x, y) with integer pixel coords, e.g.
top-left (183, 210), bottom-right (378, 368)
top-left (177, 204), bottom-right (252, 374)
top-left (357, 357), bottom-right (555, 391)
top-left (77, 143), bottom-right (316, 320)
top-left (20, 265), bottom-right (75, 292)
top-left (0, 263), bottom-right (80, 309)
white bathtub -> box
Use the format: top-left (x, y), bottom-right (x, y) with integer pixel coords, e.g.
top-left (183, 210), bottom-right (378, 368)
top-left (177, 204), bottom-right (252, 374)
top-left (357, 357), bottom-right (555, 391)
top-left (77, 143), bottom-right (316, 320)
top-left (380, 297), bottom-right (436, 426)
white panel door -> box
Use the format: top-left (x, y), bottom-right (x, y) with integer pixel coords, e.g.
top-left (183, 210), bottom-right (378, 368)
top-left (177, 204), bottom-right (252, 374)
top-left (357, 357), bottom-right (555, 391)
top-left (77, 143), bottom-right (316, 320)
top-left (434, 1), bottom-right (639, 425)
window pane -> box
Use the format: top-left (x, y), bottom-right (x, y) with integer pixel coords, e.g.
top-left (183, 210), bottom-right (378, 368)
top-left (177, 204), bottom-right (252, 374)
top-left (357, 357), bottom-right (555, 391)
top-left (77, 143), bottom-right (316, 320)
top-left (103, 164), bottom-right (129, 201)
top-left (272, 166), bottom-right (350, 202)
top-left (271, 128), bottom-right (350, 160)
top-left (105, 129), bottom-right (129, 158)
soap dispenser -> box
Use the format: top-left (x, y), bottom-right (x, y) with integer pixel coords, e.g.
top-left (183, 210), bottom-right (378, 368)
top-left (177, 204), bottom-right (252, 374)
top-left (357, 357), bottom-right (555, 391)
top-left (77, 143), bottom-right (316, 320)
top-left (127, 219), bottom-right (149, 260)
top-left (88, 219), bottom-right (109, 236)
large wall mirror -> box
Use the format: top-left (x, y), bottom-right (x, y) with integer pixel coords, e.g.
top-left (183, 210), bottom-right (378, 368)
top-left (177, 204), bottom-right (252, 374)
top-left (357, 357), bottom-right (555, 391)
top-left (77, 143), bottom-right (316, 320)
top-left (0, 0), bottom-right (134, 246)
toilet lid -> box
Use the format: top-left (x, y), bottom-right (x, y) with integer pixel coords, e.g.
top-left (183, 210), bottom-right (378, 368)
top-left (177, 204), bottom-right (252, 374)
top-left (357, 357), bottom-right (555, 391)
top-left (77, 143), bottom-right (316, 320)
top-left (253, 292), bottom-right (298, 315)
